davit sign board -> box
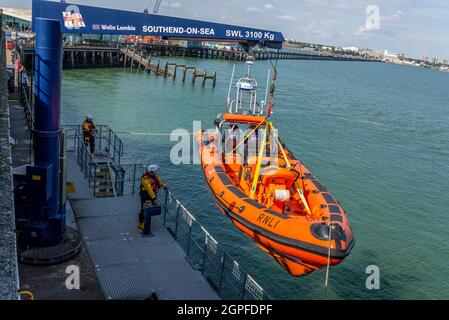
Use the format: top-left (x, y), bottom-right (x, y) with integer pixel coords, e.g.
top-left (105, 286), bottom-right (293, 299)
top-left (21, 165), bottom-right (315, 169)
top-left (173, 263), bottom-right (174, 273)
top-left (32, 0), bottom-right (285, 47)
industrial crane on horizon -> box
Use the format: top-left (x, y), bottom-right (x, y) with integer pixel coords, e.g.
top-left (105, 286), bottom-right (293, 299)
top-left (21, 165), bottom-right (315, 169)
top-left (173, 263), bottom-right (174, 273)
top-left (153, 0), bottom-right (162, 14)
top-left (144, 0), bottom-right (163, 14)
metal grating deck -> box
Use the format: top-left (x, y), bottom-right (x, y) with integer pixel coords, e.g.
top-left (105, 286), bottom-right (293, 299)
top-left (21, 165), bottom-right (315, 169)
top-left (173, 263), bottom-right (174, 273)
top-left (71, 194), bottom-right (219, 300)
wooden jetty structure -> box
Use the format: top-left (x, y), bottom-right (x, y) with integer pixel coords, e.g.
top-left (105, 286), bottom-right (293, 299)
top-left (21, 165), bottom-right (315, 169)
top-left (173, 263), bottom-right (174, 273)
top-left (20, 45), bottom-right (123, 70)
top-left (122, 48), bottom-right (217, 87)
top-left (21, 45), bottom-right (218, 87)
top-left (121, 47), bottom-right (167, 76)
top-left (63, 47), bottom-right (122, 69)
top-left (20, 43), bottom-right (379, 73)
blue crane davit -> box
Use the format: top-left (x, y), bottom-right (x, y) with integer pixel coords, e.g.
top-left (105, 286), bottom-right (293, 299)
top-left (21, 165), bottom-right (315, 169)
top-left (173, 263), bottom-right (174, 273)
top-left (25, 0), bottom-right (284, 249)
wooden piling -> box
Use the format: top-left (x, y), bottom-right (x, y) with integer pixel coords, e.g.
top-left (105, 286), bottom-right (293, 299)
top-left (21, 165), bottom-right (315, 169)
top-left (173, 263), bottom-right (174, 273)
top-left (173, 65), bottom-right (186, 80)
top-left (192, 69), bottom-right (197, 84)
top-left (202, 70), bottom-right (207, 87)
top-left (83, 51), bottom-right (87, 67)
top-left (71, 51), bottom-right (75, 68)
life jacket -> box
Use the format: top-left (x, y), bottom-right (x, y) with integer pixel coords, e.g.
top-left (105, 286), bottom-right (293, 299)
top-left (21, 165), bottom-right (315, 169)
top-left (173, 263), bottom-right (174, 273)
top-left (149, 172), bottom-right (161, 192)
top-left (141, 172), bottom-right (161, 193)
top-left (82, 120), bottom-right (96, 136)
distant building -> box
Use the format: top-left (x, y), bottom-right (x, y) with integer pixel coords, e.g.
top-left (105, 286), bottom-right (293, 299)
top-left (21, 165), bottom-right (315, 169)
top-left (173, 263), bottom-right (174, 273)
top-left (0, 7), bottom-right (32, 31)
top-left (369, 51), bottom-right (383, 60)
top-left (383, 50), bottom-right (399, 62)
top-left (342, 46), bottom-right (359, 53)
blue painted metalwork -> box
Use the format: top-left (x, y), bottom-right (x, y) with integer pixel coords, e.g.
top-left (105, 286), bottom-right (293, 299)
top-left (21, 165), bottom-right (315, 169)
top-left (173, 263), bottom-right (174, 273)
top-left (32, 0), bottom-right (285, 48)
top-left (26, 0), bottom-right (284, 247)
top-left (25, 17), bottom-right (65, 246)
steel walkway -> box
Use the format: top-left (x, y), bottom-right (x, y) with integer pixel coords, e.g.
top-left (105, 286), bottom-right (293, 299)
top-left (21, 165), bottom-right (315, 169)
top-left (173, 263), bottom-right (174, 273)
top-left (67, 152), bottom-right (219, 300)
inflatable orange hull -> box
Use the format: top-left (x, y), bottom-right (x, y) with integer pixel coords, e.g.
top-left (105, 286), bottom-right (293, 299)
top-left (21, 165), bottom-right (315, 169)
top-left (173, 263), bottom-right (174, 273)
top-left (196, 119), bottom-right (354, 277)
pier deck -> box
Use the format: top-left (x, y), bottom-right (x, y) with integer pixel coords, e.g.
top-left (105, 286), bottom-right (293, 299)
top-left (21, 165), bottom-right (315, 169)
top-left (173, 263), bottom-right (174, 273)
top-left (67, 151), bottom-right (219, 300)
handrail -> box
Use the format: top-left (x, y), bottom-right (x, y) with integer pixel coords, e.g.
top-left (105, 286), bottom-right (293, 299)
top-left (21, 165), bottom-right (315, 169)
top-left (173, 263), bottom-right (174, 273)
top-left (160, 188), bottom-right (273, 300)
top-left (64, 124), bottom-right (124, 164)
top-left (65, 125), bottom-right (273, 300)
top-left (20, 83), bottom-right (34, 130)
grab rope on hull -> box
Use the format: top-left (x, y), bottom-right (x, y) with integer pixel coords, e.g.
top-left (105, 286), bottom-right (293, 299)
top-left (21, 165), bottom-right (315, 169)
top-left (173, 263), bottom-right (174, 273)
top-left (324, 223), bottom-right (334, 299)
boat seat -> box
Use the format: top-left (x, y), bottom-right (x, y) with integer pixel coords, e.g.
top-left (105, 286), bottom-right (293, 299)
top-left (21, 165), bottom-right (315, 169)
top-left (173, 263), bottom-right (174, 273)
top-left (261, 166), bottom-right (296, 189)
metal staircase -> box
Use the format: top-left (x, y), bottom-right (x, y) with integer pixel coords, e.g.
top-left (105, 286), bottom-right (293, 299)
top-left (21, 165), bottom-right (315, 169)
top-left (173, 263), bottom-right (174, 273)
top-left (93, 154), bottom-right (117, 198)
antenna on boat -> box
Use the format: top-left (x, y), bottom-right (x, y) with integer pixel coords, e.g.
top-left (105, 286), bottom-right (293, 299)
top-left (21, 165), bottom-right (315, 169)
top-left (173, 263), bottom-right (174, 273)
top-left (262, 68), bottom-right (271, 115)
top-left (265, 48), bottom-right (279, 119)
top-left (226, 64), bottom-right (236, 112)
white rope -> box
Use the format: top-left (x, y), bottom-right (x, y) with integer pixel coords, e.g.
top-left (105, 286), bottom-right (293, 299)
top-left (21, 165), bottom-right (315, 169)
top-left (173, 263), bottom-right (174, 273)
top-left (115, 131), bottom-right (194, 136)
top-left (324, 223), bottom-right (333, 298)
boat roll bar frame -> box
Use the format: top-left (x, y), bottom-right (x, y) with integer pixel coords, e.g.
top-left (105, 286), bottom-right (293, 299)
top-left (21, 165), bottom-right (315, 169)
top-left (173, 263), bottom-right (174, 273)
top-left (26, 0), bottom-right (285, 247)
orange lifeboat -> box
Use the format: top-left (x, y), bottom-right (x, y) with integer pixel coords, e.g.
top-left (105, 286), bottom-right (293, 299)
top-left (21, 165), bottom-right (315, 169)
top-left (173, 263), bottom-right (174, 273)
top-left (196, 114), bottom-right (354, 276)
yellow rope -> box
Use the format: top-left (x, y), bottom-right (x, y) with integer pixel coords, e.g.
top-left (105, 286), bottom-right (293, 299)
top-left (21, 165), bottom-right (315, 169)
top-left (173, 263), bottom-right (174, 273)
top-left (250, 124), bottom-right (268, 199)
top-left (269, 122), bottom-right (291, 168)
top-left (269, 122), bottom-right (312, 217)
top-left (228, 119), bottom-right (265, 155)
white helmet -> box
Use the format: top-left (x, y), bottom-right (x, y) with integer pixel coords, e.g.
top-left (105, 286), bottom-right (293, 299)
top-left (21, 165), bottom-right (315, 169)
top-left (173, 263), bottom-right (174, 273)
top-left (86, 114), bottom-right (93, 121)
top-left (147, 164), bottom-right (159, 173)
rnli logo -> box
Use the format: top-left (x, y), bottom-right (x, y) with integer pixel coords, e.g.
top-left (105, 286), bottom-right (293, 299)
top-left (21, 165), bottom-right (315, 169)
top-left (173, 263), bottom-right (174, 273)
top-left (62, 5), bottom-right (86, 30)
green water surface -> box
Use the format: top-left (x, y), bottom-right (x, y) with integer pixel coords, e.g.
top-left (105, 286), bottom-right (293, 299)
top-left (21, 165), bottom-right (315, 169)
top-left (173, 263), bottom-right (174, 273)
top-left (62, 58), bottom-right (449, 299)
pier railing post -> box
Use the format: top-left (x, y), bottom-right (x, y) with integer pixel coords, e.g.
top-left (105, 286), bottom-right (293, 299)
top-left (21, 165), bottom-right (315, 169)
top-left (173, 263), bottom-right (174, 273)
top-left (132, 164), bottom-right (136, 194)
top-left (98, 125), bottom-right (103, 151)
top-left (113, 134), bottom-right (117, 162)
top-left (163, 191), bottom-right (168, 226)
top-left (93, 163), bottom-right (96, 197)
top-left (174, 204), bottom-right (180, 238)
top-left (202, 235), bottom-right (208, 274)
top-left (240, 274), bottom-right (248, 300)
top-left (83, 147), bottom-right (88, 178)
top-left (218, 253), bottom-right (226, 295)
top-left (186, 222), bottom-right (192, 256)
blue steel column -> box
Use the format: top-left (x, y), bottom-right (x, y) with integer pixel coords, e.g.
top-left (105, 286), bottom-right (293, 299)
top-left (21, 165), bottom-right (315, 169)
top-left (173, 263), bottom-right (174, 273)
top-left (33, 18), bottom-right (65, 245)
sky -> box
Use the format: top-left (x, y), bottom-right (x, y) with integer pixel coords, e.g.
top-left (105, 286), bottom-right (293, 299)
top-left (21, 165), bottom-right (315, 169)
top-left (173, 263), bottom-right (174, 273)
top-left (2, 0), bottom-right (448, 60)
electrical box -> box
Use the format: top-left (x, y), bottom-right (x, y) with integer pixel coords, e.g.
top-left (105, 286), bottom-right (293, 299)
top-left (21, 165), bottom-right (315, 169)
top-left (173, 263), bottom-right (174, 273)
top-left (26, 164), bottom-right (53, 202)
